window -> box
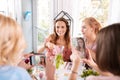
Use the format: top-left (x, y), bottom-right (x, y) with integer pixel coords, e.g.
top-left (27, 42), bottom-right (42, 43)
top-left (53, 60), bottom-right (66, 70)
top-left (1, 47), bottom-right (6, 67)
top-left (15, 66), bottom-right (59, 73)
top-left (32, 0), bottom-right (53, 52)
top-left (72, 0), bottom-right (109, 37)
top-left (32, 0), bottom-right (109, 52)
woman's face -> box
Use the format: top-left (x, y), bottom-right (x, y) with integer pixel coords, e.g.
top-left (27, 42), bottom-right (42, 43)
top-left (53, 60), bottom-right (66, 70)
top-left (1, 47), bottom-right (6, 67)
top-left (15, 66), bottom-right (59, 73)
top-left (81, 22), bottom-right (93, 39)
top-left (77, 39), bottom-right (84, 48)
top-left (55, 21), bottom-right (67, 37)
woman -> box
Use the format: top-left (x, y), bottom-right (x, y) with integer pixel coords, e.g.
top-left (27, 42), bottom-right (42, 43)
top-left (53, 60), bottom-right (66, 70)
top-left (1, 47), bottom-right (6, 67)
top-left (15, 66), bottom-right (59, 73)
top-left (38, 17), bottom-right (72, 62)
top-left (81, 17), bottom-right (102, 60)
top-left (69, 23), bottom-right (120, 80)
top-left (39, 17), bottom-right (72, 80)
top-left (0, 14), bottom-right (32, 80)
top-left (76, 37), bottom-right (86, 58)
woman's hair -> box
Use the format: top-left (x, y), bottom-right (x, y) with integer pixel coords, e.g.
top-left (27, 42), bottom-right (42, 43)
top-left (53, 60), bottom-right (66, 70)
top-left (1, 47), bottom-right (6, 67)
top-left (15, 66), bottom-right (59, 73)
top-left (0, 14), bottom-right (26, 66)
top-left (50, 17), bottom-right (70, 48)
top-left (96, 23), bottom-right (120, 75)
top-left (82, 17), bottom-right (102, 34)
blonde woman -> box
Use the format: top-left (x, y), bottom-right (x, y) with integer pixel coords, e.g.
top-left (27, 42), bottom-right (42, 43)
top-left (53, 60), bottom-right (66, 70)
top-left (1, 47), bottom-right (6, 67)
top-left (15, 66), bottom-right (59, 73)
top-left (0, 14), bottom-right (32, 80)
top-left (81, 17), bottom-right (102, 60)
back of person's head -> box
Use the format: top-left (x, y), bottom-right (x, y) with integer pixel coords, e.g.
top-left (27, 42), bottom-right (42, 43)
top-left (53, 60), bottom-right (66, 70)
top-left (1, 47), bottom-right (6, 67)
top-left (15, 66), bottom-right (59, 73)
top-left (0, 14), bottom-right (26, 66)
top-left (96, 23), bottom-right (120, 75)
top-left (82, 17), bottom-right (102, 34)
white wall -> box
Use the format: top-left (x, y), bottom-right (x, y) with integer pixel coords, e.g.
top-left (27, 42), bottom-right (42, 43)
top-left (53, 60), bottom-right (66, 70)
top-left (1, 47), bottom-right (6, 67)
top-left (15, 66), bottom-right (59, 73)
top-left (53, 0), bottom-right (73, 18)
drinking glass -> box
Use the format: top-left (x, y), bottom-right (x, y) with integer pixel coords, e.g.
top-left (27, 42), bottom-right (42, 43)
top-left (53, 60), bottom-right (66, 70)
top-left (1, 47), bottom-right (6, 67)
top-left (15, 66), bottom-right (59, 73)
top-left (54, 46), bottom-right (65, 80)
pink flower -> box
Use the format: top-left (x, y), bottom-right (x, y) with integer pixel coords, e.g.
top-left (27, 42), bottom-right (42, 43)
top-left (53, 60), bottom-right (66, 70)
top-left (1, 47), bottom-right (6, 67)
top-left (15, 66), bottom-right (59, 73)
top-left (53, 46), bottom-right (64, 55)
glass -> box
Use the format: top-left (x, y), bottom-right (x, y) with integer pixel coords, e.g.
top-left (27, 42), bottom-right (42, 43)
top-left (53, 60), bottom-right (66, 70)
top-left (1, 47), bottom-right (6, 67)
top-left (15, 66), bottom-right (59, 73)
top-left (53, 46), bottom-right (65, 80)
top-left (54, 46), bottom-right (64, 69)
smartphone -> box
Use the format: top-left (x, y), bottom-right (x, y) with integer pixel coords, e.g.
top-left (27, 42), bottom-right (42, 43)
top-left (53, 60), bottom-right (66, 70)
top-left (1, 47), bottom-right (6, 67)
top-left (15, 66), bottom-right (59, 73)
top-left (30, 53), bottom-right (46, 66)
top-left (72, 38), bottom-right (78, 50)
top-left (72, 37), bottom-right (86, 58)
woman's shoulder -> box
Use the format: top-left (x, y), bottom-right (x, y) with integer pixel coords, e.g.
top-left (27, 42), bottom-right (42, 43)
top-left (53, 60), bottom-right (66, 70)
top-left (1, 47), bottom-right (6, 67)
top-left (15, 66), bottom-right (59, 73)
top-left (0, 65), bottom-right (32, 80)
top-left (11, 66), bottom-right (32, 80)
top-left (86, 75), bottom-right (120, 80)
top-left (0, 65), bottom-right (24, 72)
top-left (46, 34), bottom-right (55, 41)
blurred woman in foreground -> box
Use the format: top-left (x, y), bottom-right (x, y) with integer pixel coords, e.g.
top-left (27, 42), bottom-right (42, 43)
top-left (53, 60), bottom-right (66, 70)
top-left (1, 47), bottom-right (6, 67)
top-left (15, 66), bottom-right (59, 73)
top-left (0, 14), bottom-right (32, 80)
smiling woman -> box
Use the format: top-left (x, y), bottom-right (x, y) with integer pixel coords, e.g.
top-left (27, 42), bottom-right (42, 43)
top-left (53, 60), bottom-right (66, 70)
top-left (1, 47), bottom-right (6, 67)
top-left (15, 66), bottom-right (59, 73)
top-left (81, 17), bottom-right (102, 61)
top-left (38, 17), bottom-right (72, 62)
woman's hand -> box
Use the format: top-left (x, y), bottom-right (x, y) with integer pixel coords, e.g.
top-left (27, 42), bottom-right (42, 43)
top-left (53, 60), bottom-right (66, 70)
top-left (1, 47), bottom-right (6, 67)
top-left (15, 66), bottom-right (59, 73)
top-left (18, 53), bottom-right (34, 69)
top-left (82, 48), bottom-right (97, 69)
top-left (68, 48), bottom-right (81, 80)
top-left (45, 57), bottom-right (55, 80)
top-left (70, 48), bottom-right (81, 64)
top-left (70, 48), bottom-right (81, 72)
top-left (46, 42), bottom-right (55, 49)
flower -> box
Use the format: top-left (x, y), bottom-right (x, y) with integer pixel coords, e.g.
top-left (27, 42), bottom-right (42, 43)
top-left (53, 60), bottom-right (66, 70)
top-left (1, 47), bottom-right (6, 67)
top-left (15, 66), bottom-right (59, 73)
top-left (53, 46), bottom-right (64, 55)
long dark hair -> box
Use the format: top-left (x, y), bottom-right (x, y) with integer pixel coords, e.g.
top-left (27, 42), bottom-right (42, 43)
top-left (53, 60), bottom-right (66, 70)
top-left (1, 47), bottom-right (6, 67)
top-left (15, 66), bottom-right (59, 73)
top-left (50, 17), bottom-right (71, 48)
top-left (96, 23), bottom-right (120, 75)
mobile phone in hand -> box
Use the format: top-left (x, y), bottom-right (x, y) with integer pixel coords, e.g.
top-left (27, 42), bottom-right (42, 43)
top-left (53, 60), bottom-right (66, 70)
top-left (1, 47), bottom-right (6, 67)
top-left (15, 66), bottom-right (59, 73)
top-left (30, 53), bottom-right (46, 66)
top-left (72, 37), bottom-right (86, 58)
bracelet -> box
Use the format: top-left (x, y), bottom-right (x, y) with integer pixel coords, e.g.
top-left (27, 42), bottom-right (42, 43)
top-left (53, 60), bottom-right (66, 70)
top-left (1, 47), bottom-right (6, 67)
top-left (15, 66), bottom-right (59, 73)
top-left (71, 71), bottom-right (78, 74)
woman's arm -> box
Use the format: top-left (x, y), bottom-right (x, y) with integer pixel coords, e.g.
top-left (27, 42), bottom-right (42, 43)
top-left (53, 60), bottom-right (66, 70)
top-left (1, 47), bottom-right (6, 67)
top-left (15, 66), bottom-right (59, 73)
top-left (68, 48), bottom-right (81, 80)
top-left (45, 57), bottom-right (55, 80)
top-left (83, 49), bottom-right (112, 76)
top-left (18, 53), bottom-right (34, 69)
top-left (45, 41), bottom-right (56, 49)
top-left (38, 35), bottom-right (53, 53)
top-left (38, 45), bottom-right (46, 53)
top-left (68, 62), bottom-right (80, 80)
